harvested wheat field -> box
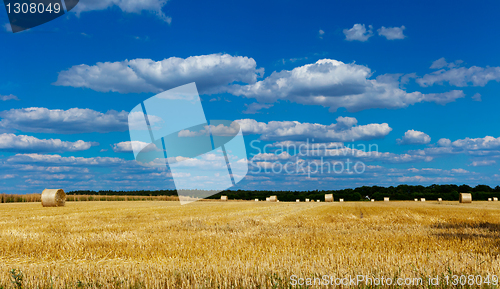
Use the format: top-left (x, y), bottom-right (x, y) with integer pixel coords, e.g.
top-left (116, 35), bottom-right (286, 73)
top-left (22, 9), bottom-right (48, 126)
top-left (1, 201), bottom-right (500, 288)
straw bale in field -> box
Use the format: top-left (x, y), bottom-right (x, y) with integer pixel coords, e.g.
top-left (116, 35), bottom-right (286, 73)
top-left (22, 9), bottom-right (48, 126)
top-left (438, 198), bottom-right (442, 202)
top-left (414, 198), bottom-right (418, 201)
top-left (339, 199), bottom-right (344, 202)
top-left (384, 197), bottom-right (389, 202)
top-left (488, 198), bottom-right (492, 201)
top-left (371, 199), bottom-right (374, 202)
top-left (296, 199), bottom-right (300, 202)
top-left (421, 198), bottom-right (426, 202)
top-left (41, 189), bottom-right (66, 207)
top-left (269, 195), bottom-right (277, 202)
top-left (459, 193), bottom-right (472, 203)
top-left (324, 194), bottom-right (333, 202)
top-left (494, 197), bottom-right (498, 201)
top-left (255, 199), bottom-right (259, 202)
top-left (316, 200), bottom-right (320, 202)
top-left (221, 195), bottom-right (228, 201)
top-left (305, 198), bottom-right (310, 202)
top-left (266, 197), bottom-right (270, 201)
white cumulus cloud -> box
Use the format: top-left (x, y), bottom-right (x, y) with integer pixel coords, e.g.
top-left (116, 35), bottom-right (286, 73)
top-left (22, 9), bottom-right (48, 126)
top-left (397, 130), bottom-right (431, 145)
top-left (112, 141), bottom-right (160, 153)
top-left (469, 160), bottom-right (496, 167)
top-left (227, 59), bottom-right (465, 112)
top-left (343, 24), bottom-right (373, 42)
top-left (236, 116), bottom-right (392, 142)
top-left (0, 133), bottom-right (97, 152)
top-left (0, 94), bottom-right (19, 101)
top-left (377, 26), bottom-right (406, 40)
top-left (54, 54), bottom-right (264, 94)
top-left (71, 0), bottom-right (172, 23)
top-left (0, 107), bottom-right (129, 134)
top-left (418, 60), bottom-right (500, 87)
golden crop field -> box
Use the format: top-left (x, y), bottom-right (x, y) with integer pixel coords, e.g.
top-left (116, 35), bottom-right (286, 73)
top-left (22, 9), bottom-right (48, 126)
top-left (1, 200), bottom-right (500, 288)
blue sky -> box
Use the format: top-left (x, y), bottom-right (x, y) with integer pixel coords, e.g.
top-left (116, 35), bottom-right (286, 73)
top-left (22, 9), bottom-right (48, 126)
top-left (1, 0), bottom-right (500, 193)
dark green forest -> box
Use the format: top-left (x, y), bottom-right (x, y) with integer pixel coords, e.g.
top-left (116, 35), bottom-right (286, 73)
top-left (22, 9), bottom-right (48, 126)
top-left (68, 184), bottom-right (500, 201)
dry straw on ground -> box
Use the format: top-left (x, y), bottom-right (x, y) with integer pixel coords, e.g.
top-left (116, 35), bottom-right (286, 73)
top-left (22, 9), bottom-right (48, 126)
top-left (1, 201), bottom-right (500, 288)
top-left (41, 189), bottom-right (66, 207)
top-left (460, 193), bottom-right (472, 203)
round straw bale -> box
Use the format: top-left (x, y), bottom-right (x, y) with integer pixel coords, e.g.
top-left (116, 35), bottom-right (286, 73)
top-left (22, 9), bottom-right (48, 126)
top-left (459, 193), bottom-right (472, 203)
top-left (266, 197), bottom-right (270, 202)
top-left (414, 198), bottom-right (418, 201)
top-left (316, 200), bottom-right (320, 202)
top-left (371, 199), bottom-right (374, 202)
top-left (269, 195), bottom-right (277, 202)
top-left (420, 198), bottom-right (426, 202)
top-left (384, 197), bottom-right (390, 202)
top-left (221, 195), bottom-right (228, 201)
top-left (438, 198), bottom-right (442, 202)
top-left (305, 198), bottom-right (310, 202)
top-left (339, 198), bottom-right (344, 202)
top-left (255, 199), bottom-right (259, 202)
top-left (488, 198), bottom-right (492, 201)
top-left (41, 189), bottom-right (66, 207)
top-left (296, 199), bottom-right (300, 202)
top-left (494, 197), bottom-right (498, 201)
top-left (324, 194), bottom-right (333, 202)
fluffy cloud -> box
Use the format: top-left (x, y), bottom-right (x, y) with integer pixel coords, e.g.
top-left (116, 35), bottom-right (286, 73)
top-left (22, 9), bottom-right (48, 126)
top-left (377, 26), bottom-right (406, 40)
top-left (0, 94), bottom-right (19, 101)
top-left (237, 116), bottom-right (392, 141)
top-left (318, 29), bottom-right (325, 38)
top-left (410, 136), bottom-right (500, 162)
top-left (397, 130), bottom-right (431, 145)
top-left (418, 60), bottom-right (500, 87)
top-left (228, 59), bottom-right (465, 112)
top-left (71, 0), bottom-right (171, 23)
top-left (0, 153), bottom-right (179, 193)
top-left (469, 160), bottom-right (496, 167)
top-left (343, 24), bottom-right (373, 42)
top-left (472, 93), bottom-right (482, 102)
top-left (242, 103), bottom-right (273, 114)
top-left (0, 107), bottom-right (129, 134)
top-left (250, 144), bottom-right (432, 166)
top-left (112, 141), bottom-right (160, 153)
top-left (0, 133), bottom-right (96, 152)
top-left (54, 54), bottom-right (264, 94)
top-left (429, 58), bottom-right (463, 69)
top-left (5, 153), bottom-right (127, 166)
top-left (452, 136), bottom-right (500, 151)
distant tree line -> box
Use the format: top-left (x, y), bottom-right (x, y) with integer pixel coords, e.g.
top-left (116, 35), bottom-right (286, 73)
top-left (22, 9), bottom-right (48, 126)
top-left (68, 184), bottom-right (500, 201)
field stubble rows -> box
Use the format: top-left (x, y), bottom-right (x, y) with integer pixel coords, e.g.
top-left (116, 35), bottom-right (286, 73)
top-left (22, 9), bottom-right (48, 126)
top-left (0, 201), bottom-right (499, 288)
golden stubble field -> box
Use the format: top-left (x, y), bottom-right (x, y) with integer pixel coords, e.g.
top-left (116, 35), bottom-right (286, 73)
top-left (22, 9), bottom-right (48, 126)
top-left (1, 201), bottom-right (500, 288)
